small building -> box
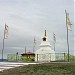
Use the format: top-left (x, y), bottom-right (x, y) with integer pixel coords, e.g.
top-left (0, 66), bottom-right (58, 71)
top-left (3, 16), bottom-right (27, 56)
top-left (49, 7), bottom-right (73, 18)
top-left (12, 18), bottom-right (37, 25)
top-left (21, 52), bottom-right (35, 62)
top-left (35, 30), bottom-right (55, 62)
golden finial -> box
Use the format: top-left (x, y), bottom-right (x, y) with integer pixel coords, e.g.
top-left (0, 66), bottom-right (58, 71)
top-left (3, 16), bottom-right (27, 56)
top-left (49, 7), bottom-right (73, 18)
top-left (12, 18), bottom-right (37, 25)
top-left (44, 30), bottom-right (46, 36)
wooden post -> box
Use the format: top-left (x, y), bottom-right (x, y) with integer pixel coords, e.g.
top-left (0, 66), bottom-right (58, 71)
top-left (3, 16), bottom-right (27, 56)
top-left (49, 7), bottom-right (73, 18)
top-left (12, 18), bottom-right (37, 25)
top-left (37, 54), bottom-right (38, 62)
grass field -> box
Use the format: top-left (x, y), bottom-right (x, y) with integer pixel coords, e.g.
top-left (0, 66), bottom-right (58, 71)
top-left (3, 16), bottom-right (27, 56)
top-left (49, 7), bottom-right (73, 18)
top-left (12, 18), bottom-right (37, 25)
top-left (0, 62), bottom-right (75, 75)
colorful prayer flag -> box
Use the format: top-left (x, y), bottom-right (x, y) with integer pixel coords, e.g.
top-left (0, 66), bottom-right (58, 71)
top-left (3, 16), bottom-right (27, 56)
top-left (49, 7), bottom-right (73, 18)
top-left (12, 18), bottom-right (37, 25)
top-left (65, 10), bottom-right (72, 31)
top-left (4, 24), bottom-right (8, 39)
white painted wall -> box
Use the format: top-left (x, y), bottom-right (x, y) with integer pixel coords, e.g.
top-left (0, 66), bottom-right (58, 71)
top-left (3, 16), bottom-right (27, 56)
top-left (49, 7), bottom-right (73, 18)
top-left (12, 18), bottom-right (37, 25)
top-left (35, 37), bottom-right (55, 62)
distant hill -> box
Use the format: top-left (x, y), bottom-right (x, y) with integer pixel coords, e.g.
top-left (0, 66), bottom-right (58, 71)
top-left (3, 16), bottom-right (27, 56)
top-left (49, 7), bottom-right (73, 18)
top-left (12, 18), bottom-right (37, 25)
top-left (0, 59), bottom-right (7, 62)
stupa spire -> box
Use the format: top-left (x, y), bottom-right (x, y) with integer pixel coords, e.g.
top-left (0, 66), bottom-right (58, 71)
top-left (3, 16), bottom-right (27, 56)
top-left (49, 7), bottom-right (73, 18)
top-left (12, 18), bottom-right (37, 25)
top-left (44, 30), bottom-right (46, 36)
top-left (43, 30), bottom-right (47, 41)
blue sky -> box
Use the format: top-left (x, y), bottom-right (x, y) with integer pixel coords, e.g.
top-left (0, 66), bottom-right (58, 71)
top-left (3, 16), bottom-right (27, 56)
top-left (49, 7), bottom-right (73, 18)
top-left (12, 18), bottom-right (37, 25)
top-left (0, 0), bottom-right (74, 58)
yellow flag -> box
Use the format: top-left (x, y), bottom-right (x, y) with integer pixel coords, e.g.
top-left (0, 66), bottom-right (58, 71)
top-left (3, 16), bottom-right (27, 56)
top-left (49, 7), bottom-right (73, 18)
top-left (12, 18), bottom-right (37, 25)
top-left (65, 10), bottom-right (72, 31)
top-left (4, 24), bottom-right (8, 39)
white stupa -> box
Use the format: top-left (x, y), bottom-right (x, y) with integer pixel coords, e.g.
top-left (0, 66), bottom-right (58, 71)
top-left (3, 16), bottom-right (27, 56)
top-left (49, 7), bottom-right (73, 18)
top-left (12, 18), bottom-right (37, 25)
top-left (35, 30), bottom-right (55, 62)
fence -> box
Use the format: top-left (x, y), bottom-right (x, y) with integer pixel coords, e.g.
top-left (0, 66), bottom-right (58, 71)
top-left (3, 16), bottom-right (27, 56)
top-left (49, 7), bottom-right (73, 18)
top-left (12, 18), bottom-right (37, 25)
top-left (7, 53), bottom-right (75, 62)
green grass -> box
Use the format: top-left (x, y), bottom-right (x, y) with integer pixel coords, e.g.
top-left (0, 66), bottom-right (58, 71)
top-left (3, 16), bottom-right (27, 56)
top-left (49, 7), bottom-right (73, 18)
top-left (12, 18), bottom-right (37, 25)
top-left (0, 62), bottom-right (75, 75)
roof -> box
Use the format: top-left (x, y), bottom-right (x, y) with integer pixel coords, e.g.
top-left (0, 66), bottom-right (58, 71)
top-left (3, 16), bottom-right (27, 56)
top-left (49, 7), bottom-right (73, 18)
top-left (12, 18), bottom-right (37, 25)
top-left (21, 52), bottom-right (35, 55)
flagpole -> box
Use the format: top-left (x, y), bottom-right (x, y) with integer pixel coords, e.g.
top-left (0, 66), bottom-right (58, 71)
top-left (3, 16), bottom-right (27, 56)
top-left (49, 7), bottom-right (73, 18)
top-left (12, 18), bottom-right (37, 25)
top-left (2, 38), bottom-right (5, 61)
top-left (2, 24), bottom-right (8, 61)
top-left (33, 37), bottom-right (36, 53)
top-left (65, 10), bottom-right (70, 62)
top-left (2, 25), bottom-right (5, 61)
top-left (53, 33), bottom-right (56, 51)
top-left (67, 27), bottom-right (69, 62)
top-left (33, 46), bottom-right (34, 53)
top-left (54, 42), bottom-right (55, 51)
top-left (25, 47), bottom-right (26, 53)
